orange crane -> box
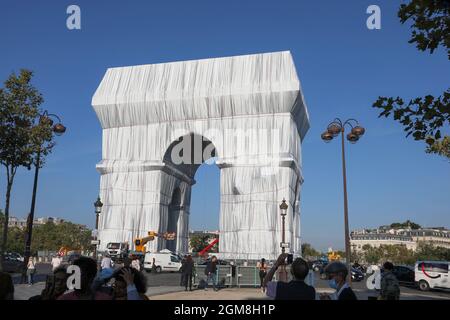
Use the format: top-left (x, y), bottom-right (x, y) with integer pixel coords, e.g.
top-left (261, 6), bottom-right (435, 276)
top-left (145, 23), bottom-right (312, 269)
top-left (133, 231), bottom-right (176, 253)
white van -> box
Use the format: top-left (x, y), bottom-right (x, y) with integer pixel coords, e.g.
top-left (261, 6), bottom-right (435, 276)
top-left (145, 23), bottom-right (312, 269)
top-left (144, 250), bottom-right (182, 273)
top-left (415, 261), bottom-right (450, 291)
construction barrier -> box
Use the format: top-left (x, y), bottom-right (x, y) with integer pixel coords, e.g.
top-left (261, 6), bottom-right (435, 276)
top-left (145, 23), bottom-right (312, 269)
top-left (193, 265), bottom-right (315, 288)
top-left (236, 266), bottom-right (315, 287)
top-left (237, 266), bottom-right (261, 287)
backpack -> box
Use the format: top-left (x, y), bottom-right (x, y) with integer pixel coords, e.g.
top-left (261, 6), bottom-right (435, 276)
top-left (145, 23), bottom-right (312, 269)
top-left (197, 279), bottom-right (207, 289)
top-left (382, 273), bottom-right (400, 299)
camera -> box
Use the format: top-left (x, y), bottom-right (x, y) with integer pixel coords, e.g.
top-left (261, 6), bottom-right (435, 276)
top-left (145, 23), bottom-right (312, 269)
top-left (285, 254), bottom-right (294, 265)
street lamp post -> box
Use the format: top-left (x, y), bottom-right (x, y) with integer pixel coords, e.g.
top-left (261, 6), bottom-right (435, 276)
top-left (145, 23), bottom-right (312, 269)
top-left (321, 118), bottom-right (365, 286)
top-left (21, 111), bottom-right (66, 283)
top-left (93, 197), bottom-right (103, 260)
top-left (278, 199), bottom-right (289, 282)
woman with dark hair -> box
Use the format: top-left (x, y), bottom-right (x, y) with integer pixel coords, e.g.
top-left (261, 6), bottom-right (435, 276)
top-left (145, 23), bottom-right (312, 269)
top-left (112, 267), bottom-right (148, 300)
top-left (58, 257), bottom-right (112, 300)
top-left (29, 266), bottom-right (69, 300)
top-left (257, 258), bottom-right (267, 291)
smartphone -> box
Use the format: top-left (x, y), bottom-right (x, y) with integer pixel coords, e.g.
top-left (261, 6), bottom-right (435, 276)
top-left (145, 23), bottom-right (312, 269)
top-left (286, 254), bottom-right (294, 265)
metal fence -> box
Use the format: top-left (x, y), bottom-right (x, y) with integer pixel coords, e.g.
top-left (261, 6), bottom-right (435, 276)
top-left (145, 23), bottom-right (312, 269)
top-left (192, 264), bottom-right (315, 288)
top-left (235, 266), bottom-right (315, 287)
top-left (193, 265), bottom-right (233, 287)
top-left (236, 266), bottom-right (261, 287)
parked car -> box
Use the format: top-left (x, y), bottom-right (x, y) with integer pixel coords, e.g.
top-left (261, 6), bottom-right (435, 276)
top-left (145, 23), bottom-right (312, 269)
top-left (391, 265), bottom-right (415, 286)
top-left (319, 265), bottom-right (364, 281)
top-left (5, 252), bottom-right (24, 262)
top-left (312, 260), bottom-right (328, 272)
top-left (198, 259), bottom-right (229, 266)
top-left (2, 255), bottom-right (23, 273)
top-left (351, 267), bottom-right (364, 282)
top-left (352, 262), bottom-right (367, 275)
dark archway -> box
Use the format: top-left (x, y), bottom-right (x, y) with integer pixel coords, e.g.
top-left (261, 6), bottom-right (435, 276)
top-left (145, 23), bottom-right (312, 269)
top-left (163, 133), bottom-right (218, 253)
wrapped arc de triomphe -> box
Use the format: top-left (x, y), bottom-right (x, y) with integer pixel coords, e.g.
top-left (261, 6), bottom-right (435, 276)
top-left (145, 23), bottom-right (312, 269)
top-left (92, 51), bottom-right (310, 260)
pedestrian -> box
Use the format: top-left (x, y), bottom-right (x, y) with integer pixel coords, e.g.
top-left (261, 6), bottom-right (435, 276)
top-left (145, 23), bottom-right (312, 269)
top-left (58, 257), bottom-right (112, 300)
top-left (0, 271), bottom-right (14, 300)
top-left (101, 254), bottom-right (112, 270)
top-left (263, 253), bottom-right (316, 300)
top-left (29, 266), bottom-right (69, 300)
top-left (51, 254), bottom-right (62, 272)
top-left (180, 255), bottom-right (187, 286)
top-left (257, 258), bottom-right (267, 291)
top-left (204, 255), bottom-right (218, 291)
top-left (131, 255), bottom-right (141, 271)
top-left (111, 267), bottom-right (148, 300)
top-left (26, 256), bottom-right (36, 286)
top-left (320, 262), bottom-right (357, 300)
top-left (151, 257), bottom-right (157, 273)
top-left (92, 267), bottom-right (115, 296)
top-left (182, 255), bottom-right (194, 291)
top-left (380, 261), bottom-right (400, 300)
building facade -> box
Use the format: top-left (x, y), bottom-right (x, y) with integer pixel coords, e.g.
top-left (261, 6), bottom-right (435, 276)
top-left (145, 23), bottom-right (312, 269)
top-left (8, 216), bottom-right (67, 229)
top-left (8, 217), bottom-right (27, 229)
top-left (350, 227), bottom-right (450, 251)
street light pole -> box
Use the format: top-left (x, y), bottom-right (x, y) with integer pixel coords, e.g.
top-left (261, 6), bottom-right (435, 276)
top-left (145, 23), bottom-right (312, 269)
top-left (321, 118), bottom-right (365, 286)
top-left (278, 199), bottom-right (288, 282)
top-left (93, 197), bottom-right (103, 261)
top-left (281, 214), bottom-right (286, 254)
top-left (340, 128), bottom-right (352, 286)
top-left (21, 111), bottom-right (66, 283)
top-left (21, 149), bottom-right (41, 283)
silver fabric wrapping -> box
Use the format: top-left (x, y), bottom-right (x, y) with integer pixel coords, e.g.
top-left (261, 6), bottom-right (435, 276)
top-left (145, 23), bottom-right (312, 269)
top-left (92, 51), bottom-right (309, 260)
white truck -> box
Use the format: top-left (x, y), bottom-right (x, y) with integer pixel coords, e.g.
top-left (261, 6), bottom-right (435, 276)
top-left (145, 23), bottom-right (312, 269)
top-left (144, 250), bottom-right (182, 273)
top-left (415, 260), bottom-right (450, 291)
top-left (106, 242), bottom-right (129, 262)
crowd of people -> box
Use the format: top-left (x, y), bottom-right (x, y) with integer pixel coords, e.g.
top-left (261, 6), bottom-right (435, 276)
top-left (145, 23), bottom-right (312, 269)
top-left (0, 254), bottom-right (148, 301)
top-left (262, 253), bottom-right (401, 300)
top-left (0, 252), bottom-right (402, 301)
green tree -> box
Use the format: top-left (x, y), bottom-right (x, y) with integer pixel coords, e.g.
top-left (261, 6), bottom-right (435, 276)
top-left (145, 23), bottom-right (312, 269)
top-left (301, 243), bottom-right (321, 258)
top-left (189, 234), bottom-right (214, 253)
top-left (362, 245), bottom-right (383, 264)
top-left (0, 70), bottom-right (56, 269)
top-left (390, 220), bottom-right (421, 229)
top-left (415, 242), bottom-right (450, 261)
top-left (373, 0), bottom-right (450, 159)
top-left (0, 69), bottom-right (40, 264)
top-left (0, 210), bottom-right (25, 254)
top-left (398, 0), bottom-right (450, 57)
top-left (426, 135), bottom-right (450, 159)
top-left (350, 250), bottom-right (363, 264)
top-left (31, 221), bottom-right (92, 253)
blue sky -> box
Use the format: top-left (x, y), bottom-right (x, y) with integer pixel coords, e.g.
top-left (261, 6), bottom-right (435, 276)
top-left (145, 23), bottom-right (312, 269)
top-left (0, 1), bottom-right (449, 251)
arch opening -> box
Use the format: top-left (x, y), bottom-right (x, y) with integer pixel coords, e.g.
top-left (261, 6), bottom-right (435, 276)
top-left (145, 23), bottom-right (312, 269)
top-left (163, 133), bottom-right (219, 254)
